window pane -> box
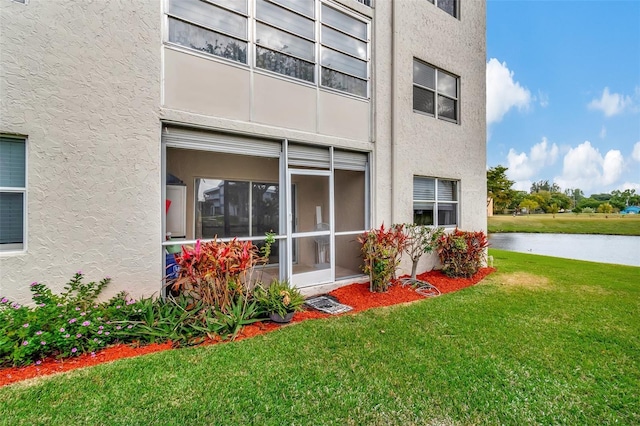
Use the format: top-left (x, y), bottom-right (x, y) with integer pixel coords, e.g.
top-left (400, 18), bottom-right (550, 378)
top-left (256, 0), bottom-right (314, 40)
top-left (438, 95), bottom-right (457, 121)
top-left (438, 203), bottom-right (458, 226)
top-left (437, 0), bottom-right (457, 17)
top-left (256, 23), bottom-right (315, 61)
top-left (413, 177), bottom-right (435, 201)
top-left (0, 137), bottom-right (25, 187)
top-left (256, 46), bottom-right (315, 82)
top-left (168, 17), bottom-right (247, 63)
top-left (438, 180), bottom-right (458, 201)
top-left (168, 0), bottom-right (247, 39)
top-left (197, 179), bottom-right (250, 239)
top-left (252, 183), bottom-right (279, 236)
top-left (0, 192), bottom-right (23, 245)
top-left (437, 70), bottom-right (457, 98)
top-left (208, 0), bottom-right (247, 14)
top-left (322, 26), bottom-right (367, 60)
top-left (322, 5), bottom-right (367, 40)
top-left (271, 0), bottom-right (314, 18)
top-left (321, 47), bottom-right (367, 78)
top-left (414, 204), bottom-right (434, 226)
top-left (321, 68), bottom-right (367, 97)
top-left (413, 61), bottom-right (435, 89)
top-left (413, 86), bottom-right (435, 114)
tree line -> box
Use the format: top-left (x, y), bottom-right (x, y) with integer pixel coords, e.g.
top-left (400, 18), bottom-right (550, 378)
top-left (487, 165), bottom-right (640, 215)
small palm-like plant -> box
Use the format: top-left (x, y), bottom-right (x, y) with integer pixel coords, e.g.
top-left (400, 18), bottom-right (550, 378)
top-left (253, 280), bottom-right (305, 320)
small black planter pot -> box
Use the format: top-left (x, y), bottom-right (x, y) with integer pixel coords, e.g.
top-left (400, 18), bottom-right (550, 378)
top-left (269, 311), bottom-right (294, 323)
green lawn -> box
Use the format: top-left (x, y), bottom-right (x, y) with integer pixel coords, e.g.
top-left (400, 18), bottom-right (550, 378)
top-left (1, 250), bottom-right (639, 425)
top-left (488, 213), bottom-right (640, 235)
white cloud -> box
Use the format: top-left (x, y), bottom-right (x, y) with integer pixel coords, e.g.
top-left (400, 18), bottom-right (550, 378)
top-left (632, 141), bottom-right (640, 162)
top-left (588, 87), bottom-right (633, 117)
top-left (486, 58), bottom-right (532, 126)
top-left (506, 138), bottom-right (559, 189)
top-left (555, 141), bottom-right (624, 191)
top-left (599, 126), bottom-right (607, 139)
top-left (620, 182), bottom-right (640, 192)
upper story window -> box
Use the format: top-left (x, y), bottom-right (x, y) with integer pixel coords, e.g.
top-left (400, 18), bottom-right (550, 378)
top-left (165, 0), bottom-right (370, 98)
top-left (320, 4), bottom-right (369, 97)
top-left (429, 0), bottom-right (458, 18)
top-left (413, 176), bottom-right (459, 227)
top-left (413, 59), bottom-right (459, 123)
top-left (0, 136), bottom-right (26, 252)
top-left (167, 0), bottom-right (248, 63)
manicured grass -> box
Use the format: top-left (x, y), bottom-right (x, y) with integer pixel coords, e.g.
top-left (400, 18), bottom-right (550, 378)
top-left (1, 250), bottom-right (639, 425)
top-left (488, 213), bottom-right (640, 235)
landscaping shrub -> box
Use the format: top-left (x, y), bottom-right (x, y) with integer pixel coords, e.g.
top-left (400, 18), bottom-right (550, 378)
top-left (358, 224), bottom-right (408, 292)
top-left (436, 229), bottom-right (489, 278)
top-left (0, 272), bottom-right (145, 366)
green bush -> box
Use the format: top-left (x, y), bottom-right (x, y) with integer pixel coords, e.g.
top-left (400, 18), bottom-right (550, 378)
top-left (0, 272), bottom-right (145, 367)
top-left (436, 229), bottom-right (489, 278)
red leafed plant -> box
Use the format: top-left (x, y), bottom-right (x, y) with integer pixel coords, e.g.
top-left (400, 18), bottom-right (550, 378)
top-left (170, 239), bottom-right (262, 312)
top-left (357, 224), bottom-right (409, 292)
top-left (436, 229), bottom-right (489, 278)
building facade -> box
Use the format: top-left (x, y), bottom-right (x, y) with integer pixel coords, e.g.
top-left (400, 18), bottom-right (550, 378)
top-left (0, 0), bottom-right (486, 304)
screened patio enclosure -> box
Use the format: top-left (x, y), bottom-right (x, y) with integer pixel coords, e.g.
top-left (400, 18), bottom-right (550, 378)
top-left (162, 126), bottom-right (369, 289)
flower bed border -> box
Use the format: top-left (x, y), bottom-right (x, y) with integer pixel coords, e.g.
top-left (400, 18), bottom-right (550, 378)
top-left (1, 268), bottom-right (494, 387)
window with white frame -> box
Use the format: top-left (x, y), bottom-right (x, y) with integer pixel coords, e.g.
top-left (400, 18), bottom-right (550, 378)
top-left (428, 0), bottom-right (458, 18)
top-left (0, 136), bottom-right (26, 251)
top-left (413, 59), bottom-right (459, 123)
top-left (164, 0), bottom-right (370, 98)
top-left (320, 4), bottom-right (369, 97)
top-left (255, 0), bottom-right (316, 82)
top-left (413, 176), bottom-right (459, 227)
top-left (167, 0), bottom-right (249, 63)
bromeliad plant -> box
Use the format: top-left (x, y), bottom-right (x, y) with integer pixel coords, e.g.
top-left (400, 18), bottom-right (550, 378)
top-left (253, 279), bottom-right (305, 321)
top-left (436, 228), bottom-right (489, 278)
top-left (358, 224), bottom-right (409, 292)
top-left (170, 238), bottom-right (262, 313)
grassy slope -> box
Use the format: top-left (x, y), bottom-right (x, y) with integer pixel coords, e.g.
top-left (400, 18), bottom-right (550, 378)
top-left (1, 250), bottom-right (639, 425)
top-left (488, 213), bottom-right (640, 235)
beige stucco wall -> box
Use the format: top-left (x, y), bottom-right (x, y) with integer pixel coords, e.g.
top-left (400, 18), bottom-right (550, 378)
top-left (373, 0), bottom-right (487, 275)
top-left (0, 0), bottom-right (162, 302)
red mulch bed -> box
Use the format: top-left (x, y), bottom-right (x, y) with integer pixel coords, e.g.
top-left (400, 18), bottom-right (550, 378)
top-left (0, 268), bottom-right (494, 387)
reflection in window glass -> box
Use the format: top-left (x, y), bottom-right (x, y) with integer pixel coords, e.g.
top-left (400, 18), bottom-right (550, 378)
top-left (271, 0), bottom-right (314, 18)
top-left (168, 18), bottom-right (247, 63)
top-left (256, 46), bottom-right (315, 82)
top-left (0, 193), bottom-right (24, 246)
top-left (322, 4), bottom-right (367, 40)
top-left (413, 61), bottom-right (435, 89)
top-left (168, 0), bottom-right (246, 39)
top-left (413, 86), bottom-right (435, 115)
top-left (322, 26), bottom-right (367, 60)
top-left (208, 0), bottom-right (248, 14)
top-left (437, 70), bottom-right (457, 97)
top-left (438, 95), bottom-right (457, 121)
top-left (256, 23), bottom-right (315, 61)
top-left (256, 0), bottom-right (314, 40)
top-left (321, 47), bottom-right (367, 78)
top-left (321, 68), bottom-right (367, 97)
top-left (437, 0), bottom-right (457, 18)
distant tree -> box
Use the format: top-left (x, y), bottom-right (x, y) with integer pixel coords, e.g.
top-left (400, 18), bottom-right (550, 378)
top-left (610, 189), bottom-right (639, 210)
top-left (508, 190), bottom-right (528, 211)
top-left (597, 202), bottom-right (614, 214)
top-left (519, 199), bottom-right (539, 215)
top-left (549, 203), bottom-right (559, 218)
top-left (564, 188), bottom-right (585, 209)
top-left (550, 192), bottom-right (572, 210)
top-left (582, 207), bottom-right (595, 216)
top-left (487, 166), bottom-right (515, 214)
top-left (530, 191), bottom-right (552, 212)
top-left (530, 180), bottom-right (550, 193)
top-left (591, 193), bottom-right (612, 202)
top-left (578, 197), bottom-right (602, 210)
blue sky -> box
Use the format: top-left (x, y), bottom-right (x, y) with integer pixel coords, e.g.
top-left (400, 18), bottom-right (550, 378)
top-left (486, 0), bottom-right (640, 196)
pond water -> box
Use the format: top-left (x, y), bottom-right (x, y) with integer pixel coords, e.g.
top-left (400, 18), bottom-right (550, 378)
top-left (488, 233), bottom-right (640, 267)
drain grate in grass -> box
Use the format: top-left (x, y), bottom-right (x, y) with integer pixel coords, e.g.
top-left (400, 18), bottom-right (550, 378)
top-left (305, 295), bottom-right (353, 315)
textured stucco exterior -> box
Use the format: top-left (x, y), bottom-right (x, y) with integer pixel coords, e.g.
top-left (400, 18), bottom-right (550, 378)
top-left (1, 0), bottom-right (486, 304)
top-left (0, 0), bottom-right (163, 302)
